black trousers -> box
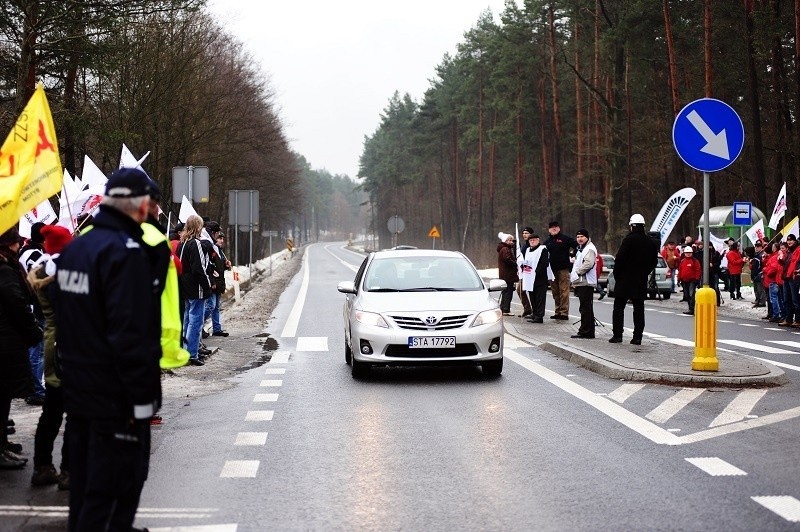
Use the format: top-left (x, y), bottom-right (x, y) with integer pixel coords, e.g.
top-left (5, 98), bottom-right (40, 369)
top-left (0, 396), bottom-right (10, 447)
top-left (34, 384), bottom-right (69, 469)
top-left (527, 285), bottom-right (547, 319)
top-left (612, 296), bottom-right (645, 339)
top-left (574, 286), bottom-right (595, 336)
top-left (68, 414), bottom-right (150, 532)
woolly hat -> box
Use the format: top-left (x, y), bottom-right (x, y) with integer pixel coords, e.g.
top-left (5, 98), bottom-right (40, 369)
top-left (548, 221), bottom-right (559, 228)
top-left (498, 232), bottom-right (512, 242)
top-left (576, 228), bottom-right (590, 238)
top-left (40, 225), bottom-right (73, 254)
top-left (522, 226), bottom-right (534, 234)
top-left (30, 222), bottom-right (46, 243)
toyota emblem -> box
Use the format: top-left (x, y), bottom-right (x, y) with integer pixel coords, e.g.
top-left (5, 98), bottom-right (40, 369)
top-left (425, 316), bottom-right (438, 325)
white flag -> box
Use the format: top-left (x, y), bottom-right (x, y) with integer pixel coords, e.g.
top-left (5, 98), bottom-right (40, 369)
top-left (178, 195), bottom-right (197, 223)
top-left (768, 182), bottom-right (787, 230)
top-left (81, 155), bottom-right (107, 196)
top-left (18, 198), bottom-right (58, 238)
top-left (745, 219), bottom-right (765, 245)
top-left (650, 187), bottom-right (697, 247)
top-left (119, 143), bottom-right (150, 171)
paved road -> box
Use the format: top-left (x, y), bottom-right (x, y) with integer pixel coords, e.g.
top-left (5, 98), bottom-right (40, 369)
top-left (3, 242), bottom-right (800, 530)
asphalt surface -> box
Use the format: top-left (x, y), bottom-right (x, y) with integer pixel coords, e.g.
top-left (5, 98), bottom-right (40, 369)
top-left (502, 292), bottom-right (789, 387)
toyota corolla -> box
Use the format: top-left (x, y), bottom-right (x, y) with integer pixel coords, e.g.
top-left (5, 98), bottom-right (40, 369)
top-left (337, 249), bottom-right (506, 378)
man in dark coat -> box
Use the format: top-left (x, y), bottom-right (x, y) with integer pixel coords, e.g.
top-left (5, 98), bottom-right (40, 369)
top-left (545, 221), bottom-right (578, 320)
top-left (609, 214), bottom-right (658, 345)
top-left (0, 226), bottom-right (42, 469)
top-left (496, 232), bottom-right (519, 315)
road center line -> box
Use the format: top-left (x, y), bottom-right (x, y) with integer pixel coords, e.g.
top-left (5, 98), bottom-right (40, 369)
top-left (280, 251), bottom-right (310, 338)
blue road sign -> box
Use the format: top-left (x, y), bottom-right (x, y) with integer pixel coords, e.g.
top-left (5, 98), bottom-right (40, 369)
top-left (672, 98), bottom-right (745, 173)
top-left (733, 201), bottom-right (752, 226)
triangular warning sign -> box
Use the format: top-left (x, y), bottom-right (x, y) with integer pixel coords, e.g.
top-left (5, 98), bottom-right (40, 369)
top-left (428, 226), bottom-right (440, 238)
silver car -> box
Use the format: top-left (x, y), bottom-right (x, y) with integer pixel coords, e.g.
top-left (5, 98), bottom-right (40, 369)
top-left (337, 250), bottom-right (506, 378)
top-left (607, 255), bottom-right (673, 299)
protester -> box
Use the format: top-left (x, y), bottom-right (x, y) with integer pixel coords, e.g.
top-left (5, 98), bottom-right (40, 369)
top-left (520, 234), bottom-right (550, 323)
top-left (609, 214), bottom-right (658, 345)
top-left (595, 252), bottom-right (606, 300)
top-left (0, 226), bottom-right (42, 470)
top-left (661, 240), bottom-right (680, 294)
top-left (55, 168), bottom-right (163, 530)
top-left (27, 225), bottom-right (73, 488)
top-left (726, 241), bottom-right (744, 300)
top-left (747, 242), bottom-right (767, 307)
top-left (178, 215), bottom-right (212, 363)
top-left (569, 229), bottom-right (597, 339)
top-left (765, 242), bottom-right (785, 323)
top-left (496, 232), bottom-right (519, 316)
top-left (19, 221), bottom-right (47, 406)
top-left (778, 234), bottom-right (800, 327)
top-left (545, 221), bottom-right (578, 320)
top-left (205, 229), bottom-right (231, 336)
top-left (677, 246), bottom-right (701, 315)
top-left (516, 226), bottom-right (534, 317)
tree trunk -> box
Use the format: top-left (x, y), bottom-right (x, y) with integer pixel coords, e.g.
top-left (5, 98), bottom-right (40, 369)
top-left (745, 0), bottom-right (768, 212)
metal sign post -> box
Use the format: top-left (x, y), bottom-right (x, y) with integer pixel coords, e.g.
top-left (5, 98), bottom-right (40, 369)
top-left (673, 98), bottom-right (745, 372)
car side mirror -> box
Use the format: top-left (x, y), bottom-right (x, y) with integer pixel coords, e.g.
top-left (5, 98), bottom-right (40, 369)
top-left (487, 279), bottom-right (507, 292)
top-left (337, 281), bottom-right (356, 294)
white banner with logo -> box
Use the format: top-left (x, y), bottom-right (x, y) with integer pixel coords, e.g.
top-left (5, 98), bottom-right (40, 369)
top-left (650, 187), bottom-right (697, 247)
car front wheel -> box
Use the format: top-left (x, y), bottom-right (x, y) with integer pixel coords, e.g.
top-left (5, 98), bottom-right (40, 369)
top-left (344, 338), bottom-right (352, 365)
top-left (351, 358), bottom-right (369, 379)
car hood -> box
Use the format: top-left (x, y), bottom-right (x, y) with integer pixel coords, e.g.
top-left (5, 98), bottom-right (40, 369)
top-left (356, 290), bottom-right (498, 314)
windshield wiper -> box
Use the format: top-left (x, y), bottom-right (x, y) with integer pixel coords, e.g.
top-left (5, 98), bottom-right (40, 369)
top-left (368, 287), bottom-right (401, 292)
top-left (398, 287), bottom-right (463, 292)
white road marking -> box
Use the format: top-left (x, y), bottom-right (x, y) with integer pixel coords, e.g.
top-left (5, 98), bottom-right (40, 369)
top-left (765, 328), bottom-right (784, 331)
top-left (657, 337), bottom-right (736, 352)
top-left (220, 460), bottom-right (259, 478)
top-left (607, 383), bottom-right (646, 404)
top-left (259, 380), bottom-right (283, 387)
top-left (280, 252), bottom-right (309, 338)
top-left (503, 334), bottom-right (533, 348)
top-left (739, 323), bottom-right (758, 327)
top-left (678, 406), bottom-right (800, 444)
top-left (270, 351), bottom-right (290, 363)
top-left (752, 496), bottom-right (800, 522)
top-left (234, 432), bottom-right (268, 446)
top-left (504, 350), bottom-right (681, 445)
top-left (0, 506), bottom-right (220, 519)
top-left (685, 457), bottom-right (747, 476)
top-left (709, 389), bottom-right (768, 427)
top-left (646, 388), bottom-right (705, 424)
top-left (751, 356), bottom-right (800, 372)
top-left (769, 340), bottom-right (800, 349)
top-left (717, 339), bottom-right (798, 354)
top-left (253, 394), bottom-right (279, 402)
top-left (296, 336), bottom-right (329, 351)
top-left (245, 410), bottom-right (274, 421)
top-left (718, 319), bottom-right (733, 323)
top-left (264, 368), bottom-right (285, 374)
top-left (149, 525), bottom-right (238, 532)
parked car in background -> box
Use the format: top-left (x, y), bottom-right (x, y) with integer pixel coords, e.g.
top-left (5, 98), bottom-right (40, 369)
top-left (607, 255), bottom-right (672, 300)
top-left (337, 249), bottom-right (506, 378)
top-left (598, 253), bottom-right (615, 289)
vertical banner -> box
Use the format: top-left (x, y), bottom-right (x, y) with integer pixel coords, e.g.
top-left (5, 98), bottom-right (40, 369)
top-left (649, 187), bottom-right (697, 247)
top-left (768, 182), bottom-right (787, 230)
top-left (0, 85), bottom-right (63, 234)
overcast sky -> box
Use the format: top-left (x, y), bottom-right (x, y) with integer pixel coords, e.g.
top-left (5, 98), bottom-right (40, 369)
top-left (207, 0), bottom-right (512, 179)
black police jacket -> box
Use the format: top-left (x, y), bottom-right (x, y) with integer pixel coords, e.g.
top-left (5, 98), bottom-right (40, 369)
top-left (55, 205), bottom-right (162, 420)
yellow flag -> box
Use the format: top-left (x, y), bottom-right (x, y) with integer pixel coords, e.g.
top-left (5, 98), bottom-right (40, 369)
top-left (0, 85), bottom-right (63, 234)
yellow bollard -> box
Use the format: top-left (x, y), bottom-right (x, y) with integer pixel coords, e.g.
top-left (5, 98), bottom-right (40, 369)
top-left (692, 286), bottom-right (719, 371)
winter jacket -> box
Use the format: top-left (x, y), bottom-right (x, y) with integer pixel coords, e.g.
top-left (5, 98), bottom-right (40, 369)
top-left (177, 237), bottom-right (212, 300)
top-left (661, 245), bottom-right (680, 269)
top-left (544, 231), bottom-right (578, 272)
top-left (610, 228), bottom-right (658, 299)
top-left (677, 256), bottom-right (701, 283)
top-left (497, 242), bottom-right (519, 284)
top-left (55, 205), bottom-right (162, 420)
top-left (28, 261), bottom-right (60, 387)
top-left (570, 241), bottom-right (598, 287)
top-left (764, 253), bottom-right (783, 286)
top-left (0, 252), bottom-right (41, 399)
top-left (726, 249), bottom-right (744, 276)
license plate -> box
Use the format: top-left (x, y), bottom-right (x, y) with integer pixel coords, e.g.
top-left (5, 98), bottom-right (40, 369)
top-left (408, 336), bottom-right (456, 348)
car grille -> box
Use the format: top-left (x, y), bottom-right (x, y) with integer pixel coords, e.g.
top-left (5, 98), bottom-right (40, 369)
top-left (384, 344), bottom-right (479, 358)
top-left (390, 314), bottom-right (470, 330)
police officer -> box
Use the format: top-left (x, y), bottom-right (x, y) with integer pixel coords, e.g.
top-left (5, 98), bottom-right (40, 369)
top-left (609, 214), bottom-right (659, 345)
top-left (55, 167), bottom-right (163, 531)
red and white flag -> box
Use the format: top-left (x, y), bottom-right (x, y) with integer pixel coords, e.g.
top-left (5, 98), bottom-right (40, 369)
top-left (18, 198), bottom-right (58, 238)
top-left (768, 182), bottom-right (787, 229)
top-left (745, 219), bottom-right (765, 245)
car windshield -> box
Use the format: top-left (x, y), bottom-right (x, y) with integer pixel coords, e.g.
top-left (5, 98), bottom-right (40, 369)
top-left (364, 256), bottom-right (483, 292)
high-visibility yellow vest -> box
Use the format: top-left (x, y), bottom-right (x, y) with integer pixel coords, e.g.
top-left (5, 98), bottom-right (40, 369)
top-left (142, 223), bottom-right (190, 369)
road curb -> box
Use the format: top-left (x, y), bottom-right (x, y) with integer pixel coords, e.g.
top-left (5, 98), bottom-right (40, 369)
top-left (536, 340), bottom-right (789, 387)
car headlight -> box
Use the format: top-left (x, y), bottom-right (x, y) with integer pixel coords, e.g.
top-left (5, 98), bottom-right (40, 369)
top-left (355, 310), bottom-right (389, 328)
top-left (471, 309), bottom-right (502, 327)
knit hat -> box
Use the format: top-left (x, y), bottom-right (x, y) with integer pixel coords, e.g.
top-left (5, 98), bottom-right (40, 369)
top-left (40, 225), bottom-right (73, 254)
top-left (576, 228), bottom-right (589, 238)
top-left (30, 222), bottom-right (46, 243)
top-left (498, 232), bottom-right (512, 242)
top-left (548, 221), bottom-right (559, 228)
top-left (522, 226), bottom-right (534, 234)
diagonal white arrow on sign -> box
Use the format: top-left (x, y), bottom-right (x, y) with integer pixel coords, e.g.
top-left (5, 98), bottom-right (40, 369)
top-left (687, 110), bottom-right (730, 160)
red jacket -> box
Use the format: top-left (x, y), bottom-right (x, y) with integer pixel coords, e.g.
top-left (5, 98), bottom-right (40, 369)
top-left (764, 253), bottom-right (784, 286)
top-left (725, 249), bottom-right (744, 275)
top-left (677, 256), bottom-right (701, 283)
